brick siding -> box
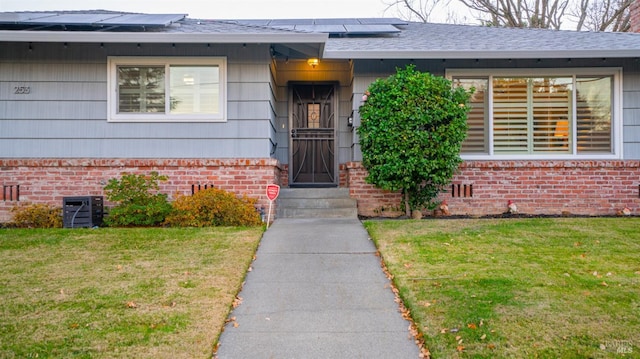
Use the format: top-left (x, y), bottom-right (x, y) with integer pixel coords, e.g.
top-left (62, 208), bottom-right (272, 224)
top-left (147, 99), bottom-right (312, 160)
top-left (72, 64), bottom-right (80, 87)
top-left (346, 161), bottom-right (640, 217)
top-left (2, 158), bottom-right (639, 222)
top-left (0, 158), bottom-right (283, 222)
top-left (632, 0), bottom-right (640, 33)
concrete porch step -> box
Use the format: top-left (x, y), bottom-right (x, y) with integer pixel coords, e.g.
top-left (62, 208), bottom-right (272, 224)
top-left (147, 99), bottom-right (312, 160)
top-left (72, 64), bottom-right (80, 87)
top-left (277, 188), bottom-right (358, 219)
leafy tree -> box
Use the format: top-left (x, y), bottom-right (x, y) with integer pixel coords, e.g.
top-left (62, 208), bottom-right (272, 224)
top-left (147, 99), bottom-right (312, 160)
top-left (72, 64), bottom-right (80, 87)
top-left (103, 171), bottom-right (173, 227)
top-left (358, 65), bottom-right (472, 216)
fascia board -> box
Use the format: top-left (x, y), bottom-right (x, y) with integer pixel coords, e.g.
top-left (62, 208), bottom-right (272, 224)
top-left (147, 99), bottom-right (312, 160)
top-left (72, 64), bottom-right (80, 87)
top-left (323, 49), bottom-right (640, 59)
top-left (0, 31), bottom-right (328, 44)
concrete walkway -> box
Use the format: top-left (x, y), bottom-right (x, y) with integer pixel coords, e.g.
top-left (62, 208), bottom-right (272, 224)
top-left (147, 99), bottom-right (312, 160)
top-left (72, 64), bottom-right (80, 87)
top-left (215, 218), bottom-right (421, 359)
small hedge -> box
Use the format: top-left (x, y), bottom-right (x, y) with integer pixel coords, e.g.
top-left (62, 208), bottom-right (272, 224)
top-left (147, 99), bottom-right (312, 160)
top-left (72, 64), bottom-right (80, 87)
top-left (10, 203), bottom-right (63, 228)
top-left (165, 188), bottom-right (262, 227)
top-left (103, 172), bottom-right (173, 227)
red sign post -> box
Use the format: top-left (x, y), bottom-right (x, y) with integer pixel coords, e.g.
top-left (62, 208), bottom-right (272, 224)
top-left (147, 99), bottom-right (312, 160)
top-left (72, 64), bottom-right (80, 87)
top-left (265, 184), bottom-right (280, 228)
top-left (266, 184), bottom-right (280, 202)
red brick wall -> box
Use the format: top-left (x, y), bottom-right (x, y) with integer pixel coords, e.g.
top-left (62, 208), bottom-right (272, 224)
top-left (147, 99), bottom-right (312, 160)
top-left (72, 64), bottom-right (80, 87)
top-left (0, 158), bottom-right (283, 222)
top-left (345, 162), bottom-right (404, 217)
top-left (631, 0), bottom-right (640, 33)
top-left (3, 158), bottom-right (639, 222)
top-left (346, 161), bottom-right (640, 217)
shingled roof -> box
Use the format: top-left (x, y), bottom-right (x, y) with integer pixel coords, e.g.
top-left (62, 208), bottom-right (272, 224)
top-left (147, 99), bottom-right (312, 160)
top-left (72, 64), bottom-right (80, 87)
top-left (324, 22), bottom-right (640, 59)
top-left (2, 11), bottom-right (640, 59)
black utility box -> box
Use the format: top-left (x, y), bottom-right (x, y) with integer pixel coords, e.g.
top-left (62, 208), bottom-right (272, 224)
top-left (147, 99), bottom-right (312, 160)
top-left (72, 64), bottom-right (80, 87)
top-left (63, 196), bottom-right (104, 228)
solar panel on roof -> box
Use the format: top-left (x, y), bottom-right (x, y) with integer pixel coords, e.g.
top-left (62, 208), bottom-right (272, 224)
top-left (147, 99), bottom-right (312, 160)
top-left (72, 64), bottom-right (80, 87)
top-left (97, 14), bottom-right (185, 26)
top-left (19, 14), bottom-right (117, 25)
top-left (358, 18), bottom-right (408, 25)
top-left (314, 18), bottom-right (360, 25)
top-left (231, 18), bottom-right (405, 36)
top-left (0, 13), bottom-right (55, 23)
top-left (295, 25), bottom-right (347, 33)
top-left (0, 12), bottom-right (185, 27)
top-left (344, 24), bottom-right (400, 34)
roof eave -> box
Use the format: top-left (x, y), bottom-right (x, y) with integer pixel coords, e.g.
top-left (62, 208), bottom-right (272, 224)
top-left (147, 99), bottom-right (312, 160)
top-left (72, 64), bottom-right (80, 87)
top-left (323, 49), bottom-right (640, 59)
top-left (0, 30), bottom-right (329, 44)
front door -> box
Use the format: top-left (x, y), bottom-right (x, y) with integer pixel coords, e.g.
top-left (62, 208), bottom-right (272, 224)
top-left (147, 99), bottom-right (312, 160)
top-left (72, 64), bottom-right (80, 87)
top-left (290, 84), bottom-right (336, 187)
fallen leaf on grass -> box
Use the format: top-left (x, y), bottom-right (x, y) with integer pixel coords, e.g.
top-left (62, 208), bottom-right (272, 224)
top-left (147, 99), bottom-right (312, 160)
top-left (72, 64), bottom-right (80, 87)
top-left (467, 323), bottom-right (477, 330)
top-left (601, 281), bottom-right (608, 287)
top-left (404, 263), bottom-right (412, 268)
top-left (480, 334), bottom-right (487, 340)
top-left (456, 345), bottom-right (465, 352)
top-left (487, 344), bottom-right (496, 350)
top-left (126, 301), bottom-right (137, 308)
top-left (232, 296), bottom-right (243, 308)
top-left (162, 301), bottom-right (177, 308)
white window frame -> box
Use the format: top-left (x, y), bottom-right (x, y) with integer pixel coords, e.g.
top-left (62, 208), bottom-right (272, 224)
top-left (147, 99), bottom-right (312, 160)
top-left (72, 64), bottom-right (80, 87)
top-left (447, 68), bottom-right (623, 160)
top-left (108, 56), bottom-right (227, 122)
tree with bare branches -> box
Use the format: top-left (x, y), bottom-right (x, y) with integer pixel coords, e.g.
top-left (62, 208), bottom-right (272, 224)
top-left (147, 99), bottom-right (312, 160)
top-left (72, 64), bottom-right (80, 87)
top-left (387, 0), bottom-right (633, 31)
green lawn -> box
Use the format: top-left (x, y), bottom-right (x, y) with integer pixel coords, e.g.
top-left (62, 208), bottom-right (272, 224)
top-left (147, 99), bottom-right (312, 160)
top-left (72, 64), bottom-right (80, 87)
top-left (365, 218), bottom-right (640, 358)
top-left (0, 227), bottom-right (263, 359)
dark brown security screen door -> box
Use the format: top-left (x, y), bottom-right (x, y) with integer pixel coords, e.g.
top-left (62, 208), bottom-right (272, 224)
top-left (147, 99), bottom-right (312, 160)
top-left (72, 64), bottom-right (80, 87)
top-left (290, 84), bottom-right (336, 186)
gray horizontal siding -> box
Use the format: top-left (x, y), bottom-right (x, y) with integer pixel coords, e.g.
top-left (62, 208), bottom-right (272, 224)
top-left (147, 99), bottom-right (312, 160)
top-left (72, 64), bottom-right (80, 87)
top-left (0, 42), bottom-right (272, 63)
top-left (1, 82), bottom-right (105, 101)
top-left (0, 63), bottom-right (105, 81)
top-left (353, 58), bottom-right (640, 161)
top-left (0, 119), bottom-right (271, 139)
top-left (0, 42), bottom-right (275, 159)
top-left (623, 68), bottom-right (640, 159)
top-left (0, 139), bottom-right (272, 158)
top-left (1, 101), bottom-right (272, 121)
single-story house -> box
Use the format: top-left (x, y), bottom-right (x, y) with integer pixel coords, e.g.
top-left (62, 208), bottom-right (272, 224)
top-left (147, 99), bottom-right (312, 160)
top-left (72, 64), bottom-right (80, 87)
top-left (2, 7), bottom-right (640, 220)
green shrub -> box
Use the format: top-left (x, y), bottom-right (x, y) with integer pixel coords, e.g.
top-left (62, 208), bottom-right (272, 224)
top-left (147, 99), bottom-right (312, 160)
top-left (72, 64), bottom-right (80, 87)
top-left (10, 202), bottom-right (63, 228)
top-left (103, 171), bottom-right (172, 227)
top-left (165, 188), bottom-right (262, 227)
top-left (358, 65), bottom-right (472, 215)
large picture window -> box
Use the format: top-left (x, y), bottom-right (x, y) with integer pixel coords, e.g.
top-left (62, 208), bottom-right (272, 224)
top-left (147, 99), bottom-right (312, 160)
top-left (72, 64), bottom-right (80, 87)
top-left (108, 57), bottom-right (226, 122)
top-left (450, 69), bottom-right (619, 159)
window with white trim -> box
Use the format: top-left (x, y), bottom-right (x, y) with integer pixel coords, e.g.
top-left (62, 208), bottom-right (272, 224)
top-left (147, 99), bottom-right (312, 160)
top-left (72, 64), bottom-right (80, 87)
top-left (108, 57), bottom-right (227, 122)
top-left (450, 69), bottom-right (619, 159)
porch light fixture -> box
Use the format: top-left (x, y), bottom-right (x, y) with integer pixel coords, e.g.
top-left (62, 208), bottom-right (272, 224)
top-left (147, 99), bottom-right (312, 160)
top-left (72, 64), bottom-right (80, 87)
top-left (307, 58), bottom-right (319, 68)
